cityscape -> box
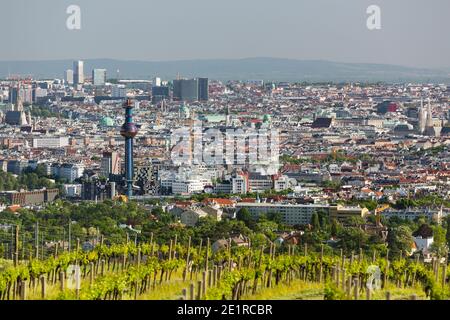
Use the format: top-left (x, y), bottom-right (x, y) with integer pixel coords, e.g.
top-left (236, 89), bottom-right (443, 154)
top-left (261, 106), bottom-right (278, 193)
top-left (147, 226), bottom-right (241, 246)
top-left (0, 0), bottom-right (450, 306)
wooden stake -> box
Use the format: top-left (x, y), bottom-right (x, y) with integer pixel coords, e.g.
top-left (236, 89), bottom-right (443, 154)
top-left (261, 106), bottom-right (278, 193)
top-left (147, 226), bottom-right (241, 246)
top-left (40, 275), bottom-right (46, 299)
top-left (189, 283), bottom-right (195, 300)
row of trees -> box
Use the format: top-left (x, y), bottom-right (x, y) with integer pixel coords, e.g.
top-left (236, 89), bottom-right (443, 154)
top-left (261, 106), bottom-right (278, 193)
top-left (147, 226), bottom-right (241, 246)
top-left (0, 169), bottom-right (55, 192)
top-left (2, 198), bottom-right (449, 262)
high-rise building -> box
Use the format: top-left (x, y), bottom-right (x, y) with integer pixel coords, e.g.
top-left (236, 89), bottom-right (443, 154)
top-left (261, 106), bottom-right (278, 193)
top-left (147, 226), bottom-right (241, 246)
top-left (65, 69), bottom-right (74, 85)
top-left (153, 77), bottom-right (161, 87)
top-left (152, 86), bottom-right (170, 104)
top-left (101, 151), bottom-right (121, 177)
top-left (173, 78), bottom-right (199, 102)
top-left (92, 69), bottom-right (107, 86)
top-left (198, 78), bottom-right (209, 101)
top-left (8, 84), bottom-right (33, 105)
top-left (112, 85), bottom-right (127, 98)
top-left (73, 60), bottom-right (84, 85)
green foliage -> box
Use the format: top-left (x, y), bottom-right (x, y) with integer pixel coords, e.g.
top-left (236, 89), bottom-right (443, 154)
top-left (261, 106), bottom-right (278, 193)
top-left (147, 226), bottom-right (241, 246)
top-left (0, 166), bottom-right (56, 195)
top-left (324, 283), bottom-right (346, 300)
top-left (310, 212), bottom-right (320, 231)
top-left (387, 225), bottom-right (414, 258)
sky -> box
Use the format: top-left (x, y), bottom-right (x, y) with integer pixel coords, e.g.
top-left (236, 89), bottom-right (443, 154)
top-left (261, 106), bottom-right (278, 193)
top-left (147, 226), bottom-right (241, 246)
top-left (1, 0), bottom-right (450, 68)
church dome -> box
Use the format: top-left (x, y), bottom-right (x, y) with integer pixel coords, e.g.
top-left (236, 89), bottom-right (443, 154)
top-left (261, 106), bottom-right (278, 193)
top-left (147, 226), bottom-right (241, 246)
top-left (100, 116), bottom-right (115, 127)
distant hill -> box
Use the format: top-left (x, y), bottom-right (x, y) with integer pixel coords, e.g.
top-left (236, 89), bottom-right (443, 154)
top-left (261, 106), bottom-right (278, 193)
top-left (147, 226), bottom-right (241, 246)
top-left (0, 57), bottom-right (449, 83)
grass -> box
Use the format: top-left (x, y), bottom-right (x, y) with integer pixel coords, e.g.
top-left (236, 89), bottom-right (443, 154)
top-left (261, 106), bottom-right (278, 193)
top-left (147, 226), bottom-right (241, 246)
top-left (240, 280), bottom-right (429, 300)
top-left (241, 280), bottom-right (324, 300)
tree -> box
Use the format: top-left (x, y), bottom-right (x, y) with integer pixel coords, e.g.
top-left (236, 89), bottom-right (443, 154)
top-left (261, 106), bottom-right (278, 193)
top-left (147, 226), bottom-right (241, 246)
top-left (330, 218), bottom-right (340, 237)
top-left (316, 209), bottom-right (329, 231)
top-left (413, 224), bottom-right (433, 238)
top-left (236, 208), bottom-right (252, 226)
top-left (430, 225), bottom-right (447, 256)
top-left (387, 225), bottom-right (414, 258)
top-left (446, 218), bottom-right (450, 249)
top-left (311, 212), bottom-right (320, 231)
top-left (338, 227), bottom-right (369, 253)
top-left (267, 211), bottom-right (282, 225)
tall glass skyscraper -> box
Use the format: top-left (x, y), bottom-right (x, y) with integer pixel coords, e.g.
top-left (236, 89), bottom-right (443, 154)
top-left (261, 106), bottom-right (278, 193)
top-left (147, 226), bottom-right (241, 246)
top-left (73, 60), bottom-right (84, 85)
top-left (92, 69), bottom-right (107, 86)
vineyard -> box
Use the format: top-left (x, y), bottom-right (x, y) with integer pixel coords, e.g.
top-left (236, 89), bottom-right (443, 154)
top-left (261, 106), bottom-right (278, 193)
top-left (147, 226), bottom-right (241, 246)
top-left (1, 233), bottom-right (449, 301)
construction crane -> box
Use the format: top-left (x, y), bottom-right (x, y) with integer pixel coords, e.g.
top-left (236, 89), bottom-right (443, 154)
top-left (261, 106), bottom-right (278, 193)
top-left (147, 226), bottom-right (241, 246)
top-left (113, 195), bottom-right (128, 203)
top-left (374, 204), bottom-right (390, 226)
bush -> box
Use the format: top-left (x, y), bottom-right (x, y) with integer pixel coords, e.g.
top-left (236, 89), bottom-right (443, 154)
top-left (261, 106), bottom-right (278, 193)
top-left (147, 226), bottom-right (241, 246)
top-left (324, 283), bottom-right (346, 300)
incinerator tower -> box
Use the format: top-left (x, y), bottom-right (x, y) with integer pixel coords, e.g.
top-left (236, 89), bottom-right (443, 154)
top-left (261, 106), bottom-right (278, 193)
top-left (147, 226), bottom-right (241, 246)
top-left (120, 98), bottom-right (138, 197)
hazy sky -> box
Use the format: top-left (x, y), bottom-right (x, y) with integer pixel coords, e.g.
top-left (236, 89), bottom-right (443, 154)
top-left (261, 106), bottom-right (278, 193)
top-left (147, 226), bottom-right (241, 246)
top-left (2, 0), bottom-right (450, 68)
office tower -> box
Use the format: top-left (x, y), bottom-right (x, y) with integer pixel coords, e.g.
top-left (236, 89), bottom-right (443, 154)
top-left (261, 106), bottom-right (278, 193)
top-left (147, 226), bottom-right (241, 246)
top-left (73, 60), bottom-right (84, 85)
top-left (65, 69), bottom-right (74, 85)
top-left (152, 86), bottom-right (170, 104)
top-left (198, 78), bottom-right (209, 101)
top-left (101, 151), bottom-right (121, 177)
top-left (112, 85), bottom-right (127, 98)
top-left (173, 78), bottom-right (199, 102)
top-left (120, 99), bottom-right (138, 197)
top-left (153, 77), bottom-right (161, 87)
top-left (92, 69), bottom-right (107, 86)
top-left (8, 84), bottom-right (33, 105)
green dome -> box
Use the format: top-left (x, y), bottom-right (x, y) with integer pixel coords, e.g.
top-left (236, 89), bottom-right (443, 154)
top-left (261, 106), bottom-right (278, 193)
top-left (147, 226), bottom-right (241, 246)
top-left (263, 114), bottom-right (271, 123)
top-left (100, 117), bottom-right (115, 127)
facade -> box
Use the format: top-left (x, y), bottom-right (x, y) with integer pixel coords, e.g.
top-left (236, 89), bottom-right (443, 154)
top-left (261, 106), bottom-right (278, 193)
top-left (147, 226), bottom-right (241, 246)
top-left (134, 163), bottom-right (159, 195)
top-left (65, 69), bottom-right (74, 85)
top-left (198, 78), bottom-right (209, 101)
top-left (81, 179), bottom-right (115, 201)
top-left (413, 236), bottom-right (434, 252)
top-left (180, 209), bottom-right (206, 227)
top-left (92, 69), bottom-right (107, 86)
top-left (73, 60), bottom-right (84, 85)
top-left (173, 79), bottom-right (199, 102)
top-left (32, 137), bottom-right (70, 149)
top-left (151, 86), bottom-right (170, 104)
top-left (58, 163), bottom-right (85, 182)
top-left (112, 85), bottom-right (127, 98)
top-left (236, 203), bottom-right (331, 226)
top-left (232, 175), bottom-right (248, 194)
top-left (7, 160), bottom-right (30, 175)
top-left (329, 205), bottom-right (369, 222)
top-left (1, 188), bottom-right (59, 206)
top-left (64, 184), bottom-right (82, 197)
top-left (101, 151), bottom-right (121, 177)
top-left (8, 85), bottom-right (33, 105)
top-left (172, 180), bottom-right (204, 195)
top-left (382, 208), bottom-right (443, 223)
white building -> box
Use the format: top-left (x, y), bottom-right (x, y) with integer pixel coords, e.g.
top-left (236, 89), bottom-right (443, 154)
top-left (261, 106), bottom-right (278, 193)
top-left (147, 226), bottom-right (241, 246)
top-left (413, 236), bottom-right (433, 252)
top-left (64, 184), bottom-right (82, 197)
top-left (274, 175), bottom-right (290, 191)
top-left (65, 69), bottom-right (74, 85)
top-left (382, 208), bottom-right (443, 223)
top-left (92, 69), bottom-right (107, 86)
top-left (172, 179), bottom-right (204, 195)
top-left (59, 163), bottom-right (85, 183)
top-left (232, 175), bottom-right (248, 194)
top-left (236, 203), bottom-right (330, 226)
top-left (32, 137), bottom-right (70, 149)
